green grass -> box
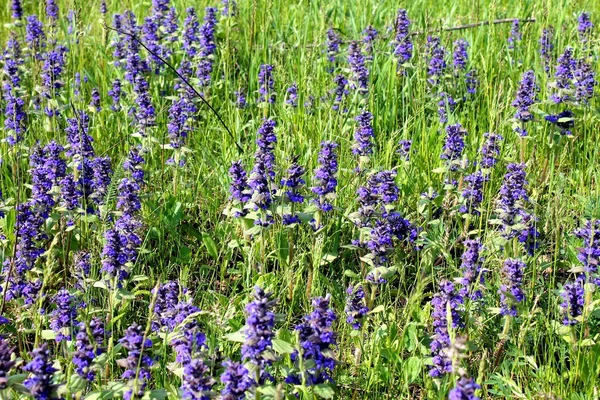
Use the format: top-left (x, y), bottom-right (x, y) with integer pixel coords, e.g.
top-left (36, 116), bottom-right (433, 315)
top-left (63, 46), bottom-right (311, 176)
top-left (1, 0), bottom-right (600, 399)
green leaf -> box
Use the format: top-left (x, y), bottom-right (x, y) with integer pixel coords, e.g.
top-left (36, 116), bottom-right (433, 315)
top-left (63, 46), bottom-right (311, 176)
top-left (202, 233), bottom-right (219, 259)
top-left (41, 330), bottom-right (57, 340)
top-left (224, 330), bottom-right (246, 343)
top-left (313, 383), bottom-right (335, 399)
top-left (368, 305), bottom-right (385, 315)
top-left (272, 338), bottom-right (294, 354)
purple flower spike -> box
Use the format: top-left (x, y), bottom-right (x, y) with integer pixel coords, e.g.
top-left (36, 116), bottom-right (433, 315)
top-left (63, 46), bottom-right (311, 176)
top-left (258, 64), bottom-right (275, 104)
top-left (429, 280), bottom-right (463, 378)
top-left (440, 123), bottom-right (467, 171)
top-left (242, 287), bottom-right (277, 376)
top-left (512, 70), bottom-right (538, 136)
top-left (458, 239), bottom-right (486, 300)
top-left (348, 41), bottom-right (369, 95)
top-left (561, 280), bottom-right (584, 325)
top-left (499, 259), bottom-right (526, 316)
top-left (220, 360), bottom-right (254, 400)
top-left (23, 344), bottom-right (59, 399)
top-left (353, 111), bottom-right (375, 157)
top-left (393, 9), bottom-right (412, 72)
top-left (311, 141), bottom-right (339, 212)
top-left (345, 285), bottom-right (369, 329)
top-left (449, 377), bottom-right (481, 400)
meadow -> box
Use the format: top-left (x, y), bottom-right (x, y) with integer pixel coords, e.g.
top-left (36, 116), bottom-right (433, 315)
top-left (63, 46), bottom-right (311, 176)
top-left (0, 0), bottom-right (599, 398)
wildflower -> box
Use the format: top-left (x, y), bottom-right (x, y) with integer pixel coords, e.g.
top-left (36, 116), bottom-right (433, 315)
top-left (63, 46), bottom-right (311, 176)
top-left (465, 69), bottom-right (479, 94)
top-left (574, 58), bottom-right (596, 104)
top-left (234, 90), bottom-right (246, 108)
top-left (123, 148), bottom-right (145, 185)
top-left (352, 111), bottom-right (375, 156)
top-left (578, 12), bottom-right (594, 44)
top-left (460, 171), bottom-right (487, 215)
top-left (222, 0), bottom-right (237, 17)
top-left (458, 238), bottom-right (485, 300)
top-left (229, 161), bottom-right (250, 214)
top-left (281, 156), bottom-right (306, 204)
top-left (512, 70), bottom-right (538, 136)
top-left (440, 123), bottom-right (467, 171)
top-left (242, 287), bottom-right (277, 373)
top-left (286, 83), bottom-right (298, 107)
top-left (3, 33), bottom-right (23, 87)
top-left (167, 97), bottom-right (191, 149)
top-left (181, 359), bottom-right (215, 400)
top-left (46, 0), bottom-right (59, 21)
top-left (90, 156), bottom-right (113, 205)
top-left (397, 139), bottom-right (412, 161)
top-left (220, 360), bottom-right (254, 400)
top-left (11, 0), bottom-right (23, 20)
top-left (0, 337), bottom-right (15, 389)
top-left (197, 7), bottom-right (218, 87)
top-left (507, 19), bottom-right (521, 50)
top-left (152, 281), bottom-right (181, 332)
top-left (453, 39), bottom-right (468, 72)
top-left (551, 47), bottom-right (576, 104)
top-left (90, 87), bottom-right (101, 112)
top-left (348, 41), bottom-right (369, 95)
top-left (118, 324), bottom-right (154, 399)
top-left (326, 28), bottom-right (341, 71)
top-left (23, 344), bottom-right (60, 399)
top-left (331, 74), bottom-right (349, 112)
top-left (49, 289), bottom-right (78, 342)
top-left (426, 36), bottom-right (446, 86)
top-left (248, 119), bottom-right (277, 215)
top-left (73, 318), bottom-right (105, 381)
top-left (438, 92), bottom-right (456, 124)
top-left (496, 163), bottom-right (539, 255)
top-left (25, 15), bottom-right (46, 57)
top-left (311, 141), bottom-right (339, 212)
top-left (258, 64), bottom-right (275, 104)
top-left (449, 377), bottom-right (481, 400)
top-left (560, 280), bottom-right (584, 325)
top-left (3, 83), bottom-right (27, 145)
top-left (183, 7), bottom-right (200, 57)
top-left (64, 112), bottom-right (93, 161)
top-left (132, 75), bottom-right (156, 134)
top-left (479, 133), bottom-right (503, 169)
top-left (59, 174), bottom-right (81, 210)
top-left (429, 281), bottom-right (463, 378)
top-left (362, 26), bottom-right (378, 59)
top-left (291, 295), bottom-right (337, 384)
top-left (573, 220), bottom-right (600, 285)
top-left (345, 285), bottom-right (369, 329)
top-left (499, 259), bottom-right (525, 316)
top-left (539, 27), bottom-right (554, 74)
top-left (393, 9), bottom-right (412, 71)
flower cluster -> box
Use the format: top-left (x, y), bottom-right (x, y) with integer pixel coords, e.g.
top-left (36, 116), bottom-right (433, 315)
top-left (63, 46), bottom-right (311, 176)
top-left (499, 259), bottom-right (526, 316)
top-left (393, 9), bottom-right (412, 72)
top-left (512, 70), bottom-right (538, 136)
top-left (458, 239), bottom-right (485, 300)
top-left (242, 287), bottom-right (277, 376)
top-left (345, 285), bottom-right (369, 329)
top-left (429, 281), bottom-right (463, 378)
top-left (289, 295), bottom-right (337, 385)
top-left (440, 123), bottom-right (467, 170)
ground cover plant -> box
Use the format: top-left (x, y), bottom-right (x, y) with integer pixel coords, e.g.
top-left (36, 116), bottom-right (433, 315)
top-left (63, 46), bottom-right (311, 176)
top-left (0, 0), bottom-right (599, 398)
